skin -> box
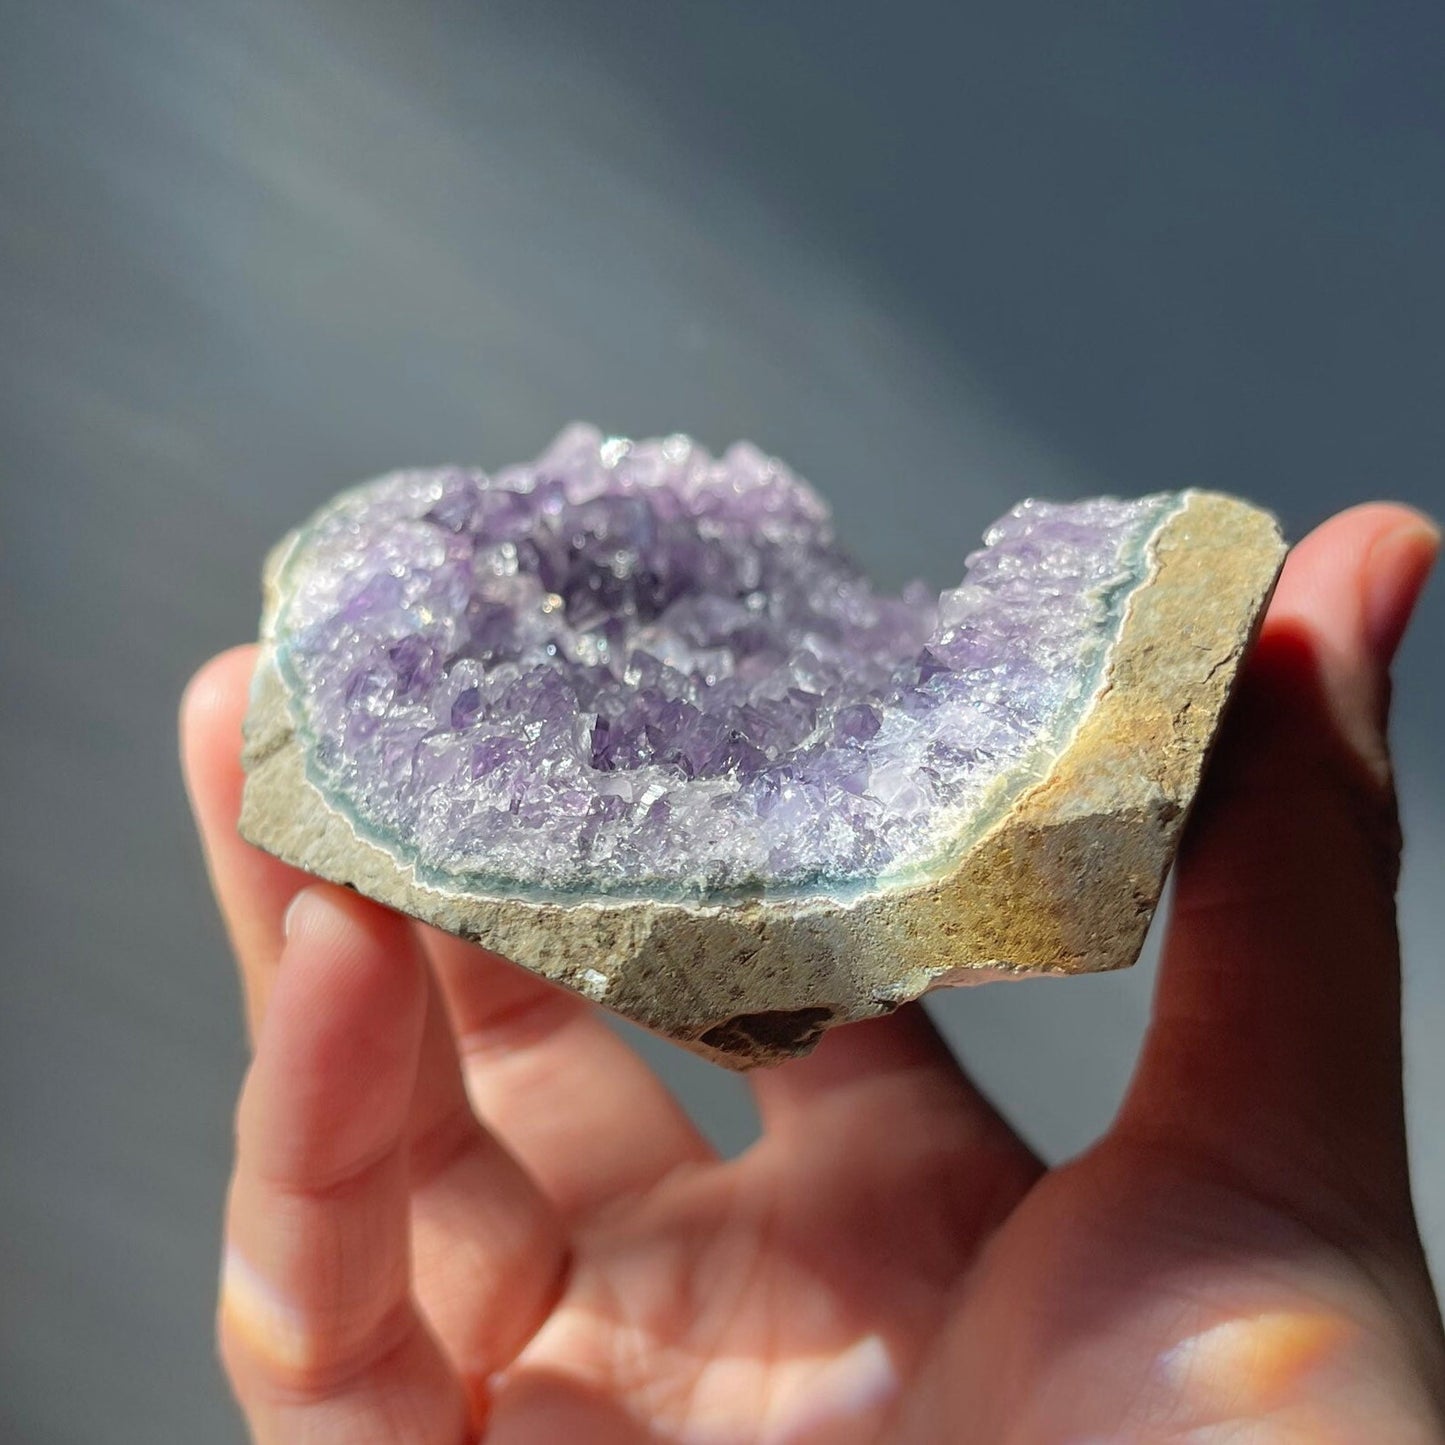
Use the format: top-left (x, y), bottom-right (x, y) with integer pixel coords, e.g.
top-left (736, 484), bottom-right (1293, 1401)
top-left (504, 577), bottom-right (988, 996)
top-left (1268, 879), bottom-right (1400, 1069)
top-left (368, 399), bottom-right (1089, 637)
top-left (182, 503), bottom-right (1445, 1444)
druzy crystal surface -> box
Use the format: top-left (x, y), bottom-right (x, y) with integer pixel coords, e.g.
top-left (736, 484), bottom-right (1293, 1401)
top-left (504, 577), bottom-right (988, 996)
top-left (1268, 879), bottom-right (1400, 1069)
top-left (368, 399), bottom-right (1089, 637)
top-left (273, 426), bottom-right (1174, 899)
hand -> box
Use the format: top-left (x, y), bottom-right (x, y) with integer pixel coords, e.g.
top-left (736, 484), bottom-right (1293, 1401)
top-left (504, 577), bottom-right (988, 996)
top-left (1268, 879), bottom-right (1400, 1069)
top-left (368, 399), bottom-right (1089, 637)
top-left (183, 503), bottom-right (1445, 1444)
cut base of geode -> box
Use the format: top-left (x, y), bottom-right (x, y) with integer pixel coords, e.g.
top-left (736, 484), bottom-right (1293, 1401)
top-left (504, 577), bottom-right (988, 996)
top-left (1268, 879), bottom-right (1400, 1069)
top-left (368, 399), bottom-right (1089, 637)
top-left (240, 430), bottom-right (1285, 1067)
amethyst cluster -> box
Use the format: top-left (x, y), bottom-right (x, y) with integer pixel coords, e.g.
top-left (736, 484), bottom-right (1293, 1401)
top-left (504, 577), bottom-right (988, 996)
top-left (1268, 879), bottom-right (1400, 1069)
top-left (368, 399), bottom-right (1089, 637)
top-left (273, 426), bottom-right (1173, 899)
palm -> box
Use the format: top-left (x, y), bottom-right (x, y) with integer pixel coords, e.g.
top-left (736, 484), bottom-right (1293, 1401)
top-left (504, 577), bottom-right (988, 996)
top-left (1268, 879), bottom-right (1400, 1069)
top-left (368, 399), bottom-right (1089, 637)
top-left (485, 1039), bottom-right (1000, 1441)
top-left (454, 1070), bottom-right (1438, 1443)
top-left (184, 504), bottom-right (1445, 1443)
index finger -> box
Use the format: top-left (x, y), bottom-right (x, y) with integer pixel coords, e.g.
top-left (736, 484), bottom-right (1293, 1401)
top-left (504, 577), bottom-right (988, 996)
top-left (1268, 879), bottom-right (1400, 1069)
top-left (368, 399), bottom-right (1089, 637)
top-left (182, 644), bottom-right (309, 1038)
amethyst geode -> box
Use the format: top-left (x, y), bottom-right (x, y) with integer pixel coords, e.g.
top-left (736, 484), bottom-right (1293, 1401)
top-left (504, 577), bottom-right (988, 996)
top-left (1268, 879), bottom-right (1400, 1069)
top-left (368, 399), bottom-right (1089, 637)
top-left (241, 427), bottom-right (1284, 1066)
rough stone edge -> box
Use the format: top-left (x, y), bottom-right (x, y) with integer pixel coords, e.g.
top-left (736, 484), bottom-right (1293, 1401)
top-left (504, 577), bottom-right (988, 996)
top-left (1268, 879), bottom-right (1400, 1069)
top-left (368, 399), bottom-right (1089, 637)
top-left (239, 490), bottom-right (1285, 1069)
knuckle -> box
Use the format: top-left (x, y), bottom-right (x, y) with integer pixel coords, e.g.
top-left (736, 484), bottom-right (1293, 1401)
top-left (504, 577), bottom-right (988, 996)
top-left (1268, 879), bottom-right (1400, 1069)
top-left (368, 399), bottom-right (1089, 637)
top-left (218, 1257), bottom-right (413, 1404)
top-left (1315, 748), bottom-right (1403, 894)
top-left (1201, 728), bottom-right (1403, 895)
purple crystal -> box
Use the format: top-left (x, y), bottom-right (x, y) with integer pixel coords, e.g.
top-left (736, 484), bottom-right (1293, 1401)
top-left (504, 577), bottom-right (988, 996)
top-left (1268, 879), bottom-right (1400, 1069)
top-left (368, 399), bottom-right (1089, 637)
top-left (273, 425), bottom-right (1173, 897)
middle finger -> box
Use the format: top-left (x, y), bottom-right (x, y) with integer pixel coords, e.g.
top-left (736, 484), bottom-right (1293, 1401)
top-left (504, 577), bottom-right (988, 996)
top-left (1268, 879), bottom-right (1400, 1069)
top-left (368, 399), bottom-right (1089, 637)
top-left (423, 926), bottom-right (717, 1223)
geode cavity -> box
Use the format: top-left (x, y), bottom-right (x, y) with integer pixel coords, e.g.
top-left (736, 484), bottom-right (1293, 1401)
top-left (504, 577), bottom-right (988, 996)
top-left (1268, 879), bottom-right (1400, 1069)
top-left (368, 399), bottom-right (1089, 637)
top-left (240, 426), bottom-right (1285, 1066)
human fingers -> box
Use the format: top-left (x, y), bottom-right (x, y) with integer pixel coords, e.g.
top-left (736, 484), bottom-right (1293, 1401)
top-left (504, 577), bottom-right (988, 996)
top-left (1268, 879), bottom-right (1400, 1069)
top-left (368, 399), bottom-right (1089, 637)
top-left (748, 1005), bottom-right (1041, 1244)
top-left (405, 961), bottom-right (568, 1413)
top-left (1121, 504), bottom-right (1438, 1230)
top-left (181, 644), bottom-right (304, 1038)
top-left (220, 885), bottom-right (470, 1442)
top-left (422, 926), bottom-right (715, 1223)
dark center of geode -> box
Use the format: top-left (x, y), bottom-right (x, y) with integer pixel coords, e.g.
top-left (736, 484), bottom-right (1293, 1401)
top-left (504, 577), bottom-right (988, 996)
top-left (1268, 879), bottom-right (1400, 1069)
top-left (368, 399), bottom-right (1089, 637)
top-left (274, 426), bottom-right (1169, 898)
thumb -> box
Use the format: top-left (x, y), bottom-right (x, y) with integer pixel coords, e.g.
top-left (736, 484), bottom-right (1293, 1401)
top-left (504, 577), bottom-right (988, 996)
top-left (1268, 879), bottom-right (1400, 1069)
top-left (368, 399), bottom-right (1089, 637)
top-left (1120, 503), bottom-right (1438, 1219)
top-left (1262, 503), bottom-right (1438, 789)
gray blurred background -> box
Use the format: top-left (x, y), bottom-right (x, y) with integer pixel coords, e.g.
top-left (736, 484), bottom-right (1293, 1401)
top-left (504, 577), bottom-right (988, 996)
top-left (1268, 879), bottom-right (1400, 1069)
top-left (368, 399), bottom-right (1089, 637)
top-left (2, 2), bottom-right (1442, 1440)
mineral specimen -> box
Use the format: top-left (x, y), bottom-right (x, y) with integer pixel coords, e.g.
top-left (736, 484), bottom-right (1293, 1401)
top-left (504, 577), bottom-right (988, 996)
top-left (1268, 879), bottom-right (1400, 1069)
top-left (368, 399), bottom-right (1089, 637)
top-left (240, 426), bottom-right (1285, 1066)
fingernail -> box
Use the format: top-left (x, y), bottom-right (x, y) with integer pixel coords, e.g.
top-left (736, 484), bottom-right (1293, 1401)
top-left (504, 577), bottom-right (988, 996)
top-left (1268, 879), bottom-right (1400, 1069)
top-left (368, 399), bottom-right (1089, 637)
top-left (282, 887), bottom-right (317, 941)
top-left (282, 883), bottom-right (367, 948)
top-left (1364, 515), bottom-right (1439, 665)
